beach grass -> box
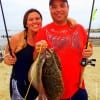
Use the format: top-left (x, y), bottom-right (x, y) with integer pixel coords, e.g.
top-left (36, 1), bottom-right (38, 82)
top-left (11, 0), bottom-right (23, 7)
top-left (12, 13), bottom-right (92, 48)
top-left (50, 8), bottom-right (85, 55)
top-left (0, 47), bottom-right (100, 100)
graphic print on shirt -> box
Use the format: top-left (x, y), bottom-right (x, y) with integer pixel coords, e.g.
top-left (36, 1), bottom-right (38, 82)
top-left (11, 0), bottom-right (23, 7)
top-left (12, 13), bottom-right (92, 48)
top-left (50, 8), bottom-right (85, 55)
top-left (46, 28), bottom-right (80, 50)
top-left (11, 79), bottom-right (24, 100)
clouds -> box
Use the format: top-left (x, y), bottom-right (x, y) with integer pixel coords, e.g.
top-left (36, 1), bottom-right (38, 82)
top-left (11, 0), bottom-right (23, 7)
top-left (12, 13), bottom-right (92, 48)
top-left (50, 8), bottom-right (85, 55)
top-left (68, 0), bottom-right (100, 28)
top-left (0, 0), bottom-right (50, 30)
top-left (0, 0), bottom-right (100, 30)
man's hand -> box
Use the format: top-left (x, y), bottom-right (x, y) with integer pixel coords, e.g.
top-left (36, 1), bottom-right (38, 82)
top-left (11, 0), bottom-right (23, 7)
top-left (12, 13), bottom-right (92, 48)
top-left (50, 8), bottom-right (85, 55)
top-left (35, 40), bottom-right (48, 54)
top-left (82, 42), bottom-right (93, 58)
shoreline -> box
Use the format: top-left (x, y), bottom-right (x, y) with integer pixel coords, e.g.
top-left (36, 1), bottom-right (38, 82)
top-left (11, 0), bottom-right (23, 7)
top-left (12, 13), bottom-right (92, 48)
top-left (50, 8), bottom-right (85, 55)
top-left (89, 38), bottom-right (100, 47)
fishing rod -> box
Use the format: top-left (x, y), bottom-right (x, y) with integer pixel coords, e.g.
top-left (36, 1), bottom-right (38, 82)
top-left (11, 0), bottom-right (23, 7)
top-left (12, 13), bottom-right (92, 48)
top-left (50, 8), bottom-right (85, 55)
top-left (0, 0), bottom-right (13, 56)
top-left (81, 0), bottom-right (96, 67)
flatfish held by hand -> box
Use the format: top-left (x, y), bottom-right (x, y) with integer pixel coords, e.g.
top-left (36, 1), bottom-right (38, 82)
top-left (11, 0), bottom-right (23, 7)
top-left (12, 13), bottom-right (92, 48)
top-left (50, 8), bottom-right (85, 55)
top-left (28, 49), bottom-right (64, 100)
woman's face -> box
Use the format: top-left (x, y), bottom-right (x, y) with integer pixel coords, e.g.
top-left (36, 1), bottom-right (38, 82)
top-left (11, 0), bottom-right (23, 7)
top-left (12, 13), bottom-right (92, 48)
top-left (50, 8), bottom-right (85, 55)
top-left (26, 12), bottom-right (42, 33)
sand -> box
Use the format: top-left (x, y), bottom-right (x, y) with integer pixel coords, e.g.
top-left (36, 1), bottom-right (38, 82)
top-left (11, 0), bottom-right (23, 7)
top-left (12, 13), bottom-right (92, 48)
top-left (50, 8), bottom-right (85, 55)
top-left (0, 63), bottom-right (11, 100)
top-left (84, 47), bottom-right (100, 100)
top-left (0, 47), bottom-right (100, 100)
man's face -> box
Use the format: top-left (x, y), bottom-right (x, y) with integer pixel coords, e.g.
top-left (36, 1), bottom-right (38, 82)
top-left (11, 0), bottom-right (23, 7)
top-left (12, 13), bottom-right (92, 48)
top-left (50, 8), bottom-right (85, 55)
top-left (49, 0), bottom-right (69, 24)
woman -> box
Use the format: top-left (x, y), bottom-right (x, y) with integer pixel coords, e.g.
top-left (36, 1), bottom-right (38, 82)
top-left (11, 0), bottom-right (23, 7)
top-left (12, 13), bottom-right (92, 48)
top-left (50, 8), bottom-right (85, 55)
top-left (4, 8), bottom-right (42, 100)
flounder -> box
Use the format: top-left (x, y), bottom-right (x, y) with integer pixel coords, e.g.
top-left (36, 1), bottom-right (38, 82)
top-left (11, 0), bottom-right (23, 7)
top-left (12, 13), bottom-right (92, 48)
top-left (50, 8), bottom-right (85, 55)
top-left (28, 49), bottom-right (64, 100)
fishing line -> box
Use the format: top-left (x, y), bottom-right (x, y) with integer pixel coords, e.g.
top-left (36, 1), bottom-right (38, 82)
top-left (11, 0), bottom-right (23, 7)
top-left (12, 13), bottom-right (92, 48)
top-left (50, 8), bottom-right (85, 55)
top-left (24, 44), bottom-right (43, 100)
top-left (0, 0), bottom-right (12, 56)
top-left (81, 0), bottom-right (96, 67)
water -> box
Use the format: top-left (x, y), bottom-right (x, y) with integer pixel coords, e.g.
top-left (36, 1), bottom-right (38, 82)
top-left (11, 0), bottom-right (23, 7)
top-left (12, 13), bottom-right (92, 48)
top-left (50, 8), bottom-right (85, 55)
top-left (90, 32), bottom-right (100, 38)
top-left (0, 30), bottom-right (100, 49)
top-left (0, 30), bottom-right (21, 49)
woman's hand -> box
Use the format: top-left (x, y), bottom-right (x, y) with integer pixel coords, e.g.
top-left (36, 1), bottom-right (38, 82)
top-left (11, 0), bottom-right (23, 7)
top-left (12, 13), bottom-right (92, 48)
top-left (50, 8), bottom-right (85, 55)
top-left (67, 17), bottom-right (77, 28)
top-left (4, 53), bottom-right (17, 65)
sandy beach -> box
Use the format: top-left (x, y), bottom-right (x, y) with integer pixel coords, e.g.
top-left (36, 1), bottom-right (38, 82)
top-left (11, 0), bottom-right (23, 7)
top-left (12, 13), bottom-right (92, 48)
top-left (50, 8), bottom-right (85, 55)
top-left (0, 47), bottom-right (100, 100)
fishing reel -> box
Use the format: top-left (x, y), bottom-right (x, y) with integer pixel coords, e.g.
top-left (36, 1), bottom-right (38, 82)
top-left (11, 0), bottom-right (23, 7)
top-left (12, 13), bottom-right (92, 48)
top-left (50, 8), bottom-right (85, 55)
top-left (81, 58), bottom-right (96, 67)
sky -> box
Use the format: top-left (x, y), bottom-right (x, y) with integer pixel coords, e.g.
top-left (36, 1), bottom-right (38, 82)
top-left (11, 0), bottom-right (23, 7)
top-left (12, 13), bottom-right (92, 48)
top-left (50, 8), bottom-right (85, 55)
top-left (0, 0), bottom-right (100, 31)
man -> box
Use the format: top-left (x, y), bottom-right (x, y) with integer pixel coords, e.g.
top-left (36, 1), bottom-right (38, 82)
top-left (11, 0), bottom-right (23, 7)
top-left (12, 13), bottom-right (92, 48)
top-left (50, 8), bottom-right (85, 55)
top-left (35, 0), bottom-right (93, 99)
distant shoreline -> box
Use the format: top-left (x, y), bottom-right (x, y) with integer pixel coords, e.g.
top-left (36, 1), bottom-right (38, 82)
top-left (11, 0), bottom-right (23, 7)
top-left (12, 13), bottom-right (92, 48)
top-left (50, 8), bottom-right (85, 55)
top-left (87, 29), bottom-right (100, 33)
top-left (89, 38), bottom-right (100, 47)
